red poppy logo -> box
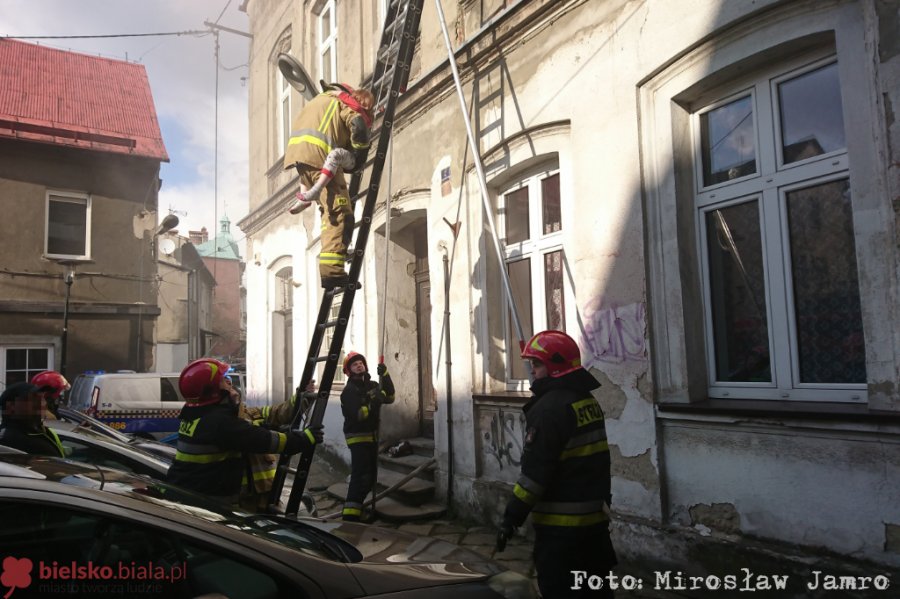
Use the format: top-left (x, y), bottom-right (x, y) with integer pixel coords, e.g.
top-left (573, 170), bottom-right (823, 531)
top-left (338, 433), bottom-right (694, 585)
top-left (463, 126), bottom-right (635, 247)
top-left (1, 557), bottom-right (32, 598)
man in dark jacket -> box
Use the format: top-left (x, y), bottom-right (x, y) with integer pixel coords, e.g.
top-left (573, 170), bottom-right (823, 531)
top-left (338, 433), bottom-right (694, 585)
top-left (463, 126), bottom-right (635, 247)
top-left (0, 381), bottom-right (65, 457)
top-left (166, 358), bottom-right (322, 504)
top-left (339, 352), bottom-right (395, 521)
top-left (497, 330), bottom-right (616, 598)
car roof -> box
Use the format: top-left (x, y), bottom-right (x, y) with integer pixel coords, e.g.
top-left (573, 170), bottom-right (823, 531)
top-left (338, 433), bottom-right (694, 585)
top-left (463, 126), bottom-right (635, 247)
top-left (47, 422), bottom-right (172, 473)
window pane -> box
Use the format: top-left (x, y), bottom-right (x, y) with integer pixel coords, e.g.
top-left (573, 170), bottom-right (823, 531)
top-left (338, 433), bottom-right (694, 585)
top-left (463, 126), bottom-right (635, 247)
top-left (544, 250), bottom-right (565, 330)
top-left (541, 174), bottom-right (561, 234)
top-left (505, 187), bottom-right (529, 244)
top-left (786, 179), bottom-right (865, 383)
top-left (282, 97), bottom-right (291, 150)
top-left (322, 46), bottom-right (333, 82)
top-left (322, 6), bottom-right (332, 34)
top-left (779, 62), bottom-right (845, 164)
top-left (507, 258), bottom-right (532, 380)
top-left (6, 348), bottom-right (27, 370)
top-left (700, 95), bottom-right (756, 186)
top-left (48, 199), bottom-right (87, 256)
top-left (706, 201), bottom-right (771, 382)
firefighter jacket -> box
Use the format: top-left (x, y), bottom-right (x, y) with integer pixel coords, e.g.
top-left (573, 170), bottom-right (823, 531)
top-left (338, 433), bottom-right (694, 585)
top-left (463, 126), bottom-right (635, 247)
top-left (503, 368), bottom-right (611, 534)
top-left (340, 372), bottom-right (395, 445)
top-left (166, 401), bottom-right (307, 499)
top-left (0, 421), bottom-right (65, 457)
top-left (238, 393), bottom-right (308, 495)
top-left (283, 91), bottom-right (371, 171)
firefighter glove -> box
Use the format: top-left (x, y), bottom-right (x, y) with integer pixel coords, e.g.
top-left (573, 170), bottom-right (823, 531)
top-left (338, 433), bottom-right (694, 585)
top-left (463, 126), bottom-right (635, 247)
top-left (495, 522), bottom-right (515, 553)
top-left (376, 363), bottom-right (387, 376)
top-left (295, 424), bottom-right (324, 448)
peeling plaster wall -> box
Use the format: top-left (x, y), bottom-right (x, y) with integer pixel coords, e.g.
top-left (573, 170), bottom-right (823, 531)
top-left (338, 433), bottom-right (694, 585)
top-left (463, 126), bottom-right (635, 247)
top-left (662, 418), bottom-right (900, 565)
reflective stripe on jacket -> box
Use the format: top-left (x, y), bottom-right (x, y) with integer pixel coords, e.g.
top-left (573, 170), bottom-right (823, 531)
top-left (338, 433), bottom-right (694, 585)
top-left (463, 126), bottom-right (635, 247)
top-left (504, 368), bottom-right (610, 534)
top-left (166, 403), bottom-right (291, 499)
top-left (283, 92), bottom-right (371, 170)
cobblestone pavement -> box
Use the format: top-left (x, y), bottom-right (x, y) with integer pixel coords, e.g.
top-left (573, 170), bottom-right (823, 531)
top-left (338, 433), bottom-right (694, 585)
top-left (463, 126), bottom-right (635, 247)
top-left (298, 456), bottom-right (688, 599)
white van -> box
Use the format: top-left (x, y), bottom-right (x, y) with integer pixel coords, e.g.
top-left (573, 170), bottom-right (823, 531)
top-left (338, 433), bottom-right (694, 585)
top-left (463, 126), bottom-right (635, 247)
top-left (67, 372), bottom-right (186, 438)
top-left (68, 371), bottom-right (248, 438)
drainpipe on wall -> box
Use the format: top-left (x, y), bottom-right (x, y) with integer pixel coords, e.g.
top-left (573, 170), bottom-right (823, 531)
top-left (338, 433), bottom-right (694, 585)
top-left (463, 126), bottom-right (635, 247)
top-left (442, 250), bottom-right (454, 512)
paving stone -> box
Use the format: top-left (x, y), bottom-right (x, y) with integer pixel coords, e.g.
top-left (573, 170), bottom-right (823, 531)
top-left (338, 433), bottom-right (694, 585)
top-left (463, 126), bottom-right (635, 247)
top-left (432, 533), bottom-right (463, 544)
top-left (397, 523), bottom-right (434, 536)
top-left (495, 559), bottom-right (534, 578)
top-left (493, 543), bottom-right (531, 561)
top-left (460, 532), bottom-right (496, 546)
top-left (468, 544), bottom-right (495, 559)
top-left (465, 526), bottom-right (494, 534)
top-left (432, 523), bottom-right (467, 535)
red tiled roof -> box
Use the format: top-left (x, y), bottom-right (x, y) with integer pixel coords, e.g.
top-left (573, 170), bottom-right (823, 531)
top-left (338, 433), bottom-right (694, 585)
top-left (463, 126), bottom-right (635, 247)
top-left (0, 38), bottom-right (168, 161)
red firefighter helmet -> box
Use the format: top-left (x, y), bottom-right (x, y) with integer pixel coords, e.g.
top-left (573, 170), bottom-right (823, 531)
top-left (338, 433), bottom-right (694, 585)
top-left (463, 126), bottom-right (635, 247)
top-left (342, 351), bottom-right (368, 376)
top-left (179, 358), bottom-right (230, 406)
top-left (521, 330), bottom-right (582, 378)
top-left (30, 370), bottom-right (70, 399)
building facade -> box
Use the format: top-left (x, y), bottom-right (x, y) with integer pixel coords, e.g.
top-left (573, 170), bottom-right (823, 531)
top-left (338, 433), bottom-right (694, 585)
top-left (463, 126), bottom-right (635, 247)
top-left (0, 39), bottom-right (168, 386)
top-left (239, 0), bottom-right (900, 581)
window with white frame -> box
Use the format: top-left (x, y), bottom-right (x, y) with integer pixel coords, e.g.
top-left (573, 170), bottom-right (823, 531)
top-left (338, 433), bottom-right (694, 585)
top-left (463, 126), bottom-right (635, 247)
top-left (45, 192), bottom-right (91, 260)
top-left (2, 346), bottom-right (53, 388)
top-left (694, 55), bottom-right (865, 402)
top-left (277, 68), bottom-right (292, 156)
top-left (318, 0), bottom-right (337, 83)
top-left (501, 166), bottom-right (564, 382)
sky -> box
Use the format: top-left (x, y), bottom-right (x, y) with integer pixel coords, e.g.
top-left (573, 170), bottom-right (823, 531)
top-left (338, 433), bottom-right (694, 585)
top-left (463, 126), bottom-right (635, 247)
top-left (0, 0), bottom-right (250, 248)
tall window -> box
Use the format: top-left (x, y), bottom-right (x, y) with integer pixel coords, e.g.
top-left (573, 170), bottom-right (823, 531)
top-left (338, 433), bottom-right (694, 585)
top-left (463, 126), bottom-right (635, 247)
top-left (45, 192), bottom-right (90, 259)
top-left (277, 69), bottom-right (292, 156)
top-left (695, 57), bottom-right (864, 401)
top-left (318, 0), bottom-right (337, 83)
top-left (501, 166), bottom-right (564, 381)
top-left (2, 346), bottom-right (52, 388)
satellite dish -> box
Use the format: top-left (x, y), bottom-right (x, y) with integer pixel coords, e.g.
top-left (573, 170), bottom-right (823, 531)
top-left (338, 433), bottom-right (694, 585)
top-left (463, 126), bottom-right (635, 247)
top-left (158, 238), bottom-right (177, 256)
top-left (277, 53), bottom-right (318, 101)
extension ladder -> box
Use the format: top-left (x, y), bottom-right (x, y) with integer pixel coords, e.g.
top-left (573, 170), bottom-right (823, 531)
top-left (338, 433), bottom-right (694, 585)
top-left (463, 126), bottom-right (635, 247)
top-left (269, 0), bottom-right (425, 516)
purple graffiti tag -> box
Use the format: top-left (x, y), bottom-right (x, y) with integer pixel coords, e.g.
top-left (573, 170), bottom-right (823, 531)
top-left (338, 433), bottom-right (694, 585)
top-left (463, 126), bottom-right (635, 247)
top-left (583, 301), bottom-right (647, 364)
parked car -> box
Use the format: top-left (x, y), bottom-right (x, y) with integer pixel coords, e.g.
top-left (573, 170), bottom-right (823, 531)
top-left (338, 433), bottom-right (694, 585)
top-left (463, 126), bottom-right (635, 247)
top-left (55, 406), bottom-right (176, 460)
top-left (7, 417), bottom-right (316, 516)
top-left (0, 455), bottom-right (535, 599)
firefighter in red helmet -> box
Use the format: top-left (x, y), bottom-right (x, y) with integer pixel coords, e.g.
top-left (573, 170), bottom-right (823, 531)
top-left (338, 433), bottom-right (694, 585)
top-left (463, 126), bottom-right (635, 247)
top-left (31, 370), bottom-right (71, 417)
top-left (496, 330), bottom-right (616, 598)
top-left (166, 358), bottom-right (323, 504)
top-left (339, 351), bottom-right (394, 521)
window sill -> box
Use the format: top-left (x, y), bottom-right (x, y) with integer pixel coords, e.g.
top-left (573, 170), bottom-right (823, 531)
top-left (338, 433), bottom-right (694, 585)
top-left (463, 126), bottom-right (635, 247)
top-left (657, 398), bottom-right (900, 423)
top-left (473, 391), bottom-right (532, 405)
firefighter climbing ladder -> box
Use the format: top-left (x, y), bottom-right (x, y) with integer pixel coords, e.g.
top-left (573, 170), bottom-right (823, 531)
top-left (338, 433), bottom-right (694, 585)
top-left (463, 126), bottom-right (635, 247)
top-left (269, 0), bottom-right (425, 516)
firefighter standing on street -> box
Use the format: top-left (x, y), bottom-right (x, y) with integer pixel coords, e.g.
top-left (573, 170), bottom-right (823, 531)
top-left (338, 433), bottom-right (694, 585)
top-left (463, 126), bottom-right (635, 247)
top-left (166, 358), bottom-right (323, 505)
top-left (340, 352), bottom-right (394, 521)
top-left (284, 85), bottom-right (375, 289)
top-left (0, 370), bottom-right (70, 457)
top-left (496, 330), bottom-right (617, 599)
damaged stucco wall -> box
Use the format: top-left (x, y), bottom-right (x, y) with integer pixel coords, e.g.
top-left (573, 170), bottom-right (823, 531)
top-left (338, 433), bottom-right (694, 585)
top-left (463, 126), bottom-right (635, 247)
top-left (661, 418), bottom-right (900, 565)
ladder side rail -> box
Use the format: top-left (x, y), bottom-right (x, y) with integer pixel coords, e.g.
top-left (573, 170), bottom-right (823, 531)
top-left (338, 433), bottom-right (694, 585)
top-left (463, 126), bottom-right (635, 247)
top-left (266, 291), bottom-right (337, 509)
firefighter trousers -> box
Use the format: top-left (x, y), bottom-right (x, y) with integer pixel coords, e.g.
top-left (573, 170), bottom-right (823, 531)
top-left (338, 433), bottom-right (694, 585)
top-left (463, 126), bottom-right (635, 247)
top-left (533, 525), bottom-right (617, 598)
top-left (343, 441), bottom-right (377, 521)
top-left (296, 165), bottom-right (354, 281)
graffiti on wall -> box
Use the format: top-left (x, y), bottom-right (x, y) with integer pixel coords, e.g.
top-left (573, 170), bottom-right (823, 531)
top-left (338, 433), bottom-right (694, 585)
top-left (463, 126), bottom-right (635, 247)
top-left (583, 300), bottom-right (647, 364)
top-left (482, 410), bottom-right (526, 471)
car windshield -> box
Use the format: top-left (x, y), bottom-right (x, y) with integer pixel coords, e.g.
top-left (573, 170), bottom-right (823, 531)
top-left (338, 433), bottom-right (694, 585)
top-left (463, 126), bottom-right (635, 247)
top-left (56, 407), bottom-right (132, 443)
